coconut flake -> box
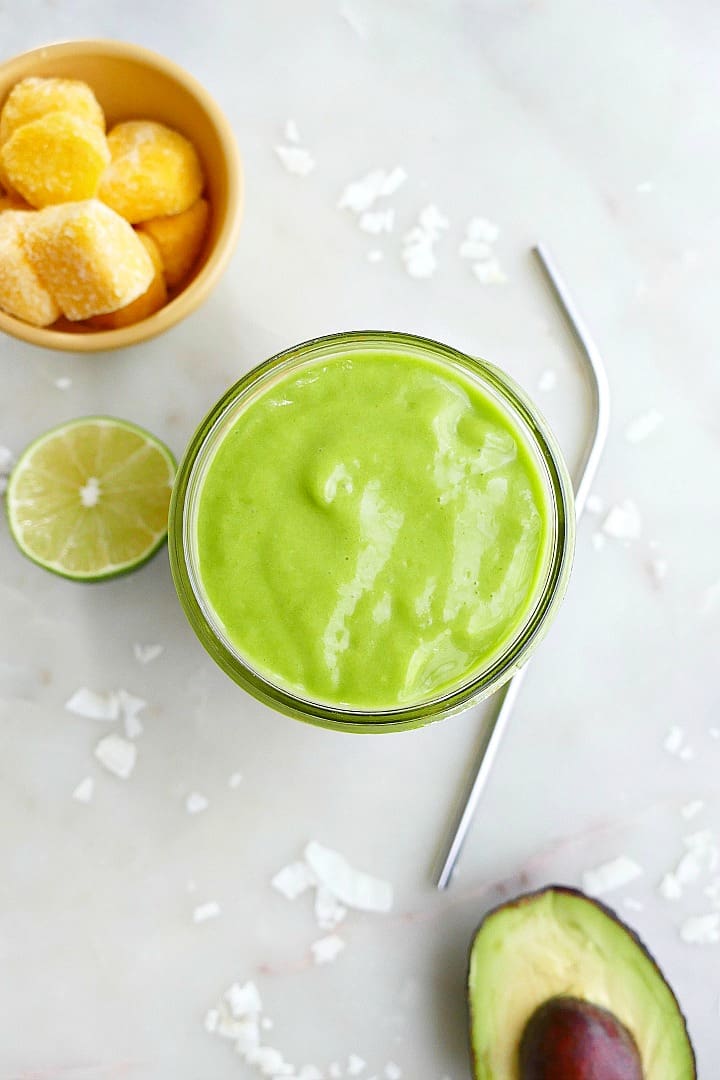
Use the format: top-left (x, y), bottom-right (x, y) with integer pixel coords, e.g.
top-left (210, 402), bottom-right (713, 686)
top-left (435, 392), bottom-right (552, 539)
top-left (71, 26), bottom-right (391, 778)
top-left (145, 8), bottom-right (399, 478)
top-left (347, 1054), bottom-right (366, 1075)
top-left (339, 3), bottom-right (368, 38)
top-left (659, 873), bottom-right (683, 901)
top-left (311, 933), bottom-right (346, 964)
top-left (680, 913), bottom-right (720, 945)
top-left (602, 500), bottom-right (642, 541)
top-left (275, 145), bottom-right (315, 176)
top-left (72, 776), bottom-right (94, 803)
top-left (245, 1045), bottom-right (294, 1075)
top-left (538, 370), bottom-right (557, 392)
top-left (225, 980), bottom-right (263, 1018)
top-left (664, 725), bottom-right (685, 754)
top-left (66, 687), bottom-right (119, 721)
top-left (581, 855), bottom-right (643, 897)
top-left (234, 1017), bottom-right (262, 1055)
top-left (186, 791), bottom-right (209, 815)
top-left (118, 689), bottom-right (146, 739)
top-left (624, 409), bottom-right (664, 444)
top-left (384, 1064), bottom-right (402, 1080)
top-left (94, 734), bottom-right (136, 779)
top-left (315, 885), bottom-right (348, 930)
top-left (0, 446), bottom-right (14, 495)
top-left (472, 259), bottom-right (508, 285)
top-left (298, 1067), bottom-right (324, 1080)
top-left (228, 771), bottom-right (243, 788)
top-left (459, 239), bottom-right (492, 261)
top-left (193, 900), bottom-right (221, 923)
top-left (358, 208), bottom-right (395, 234)
top-left (133, 642), bottom-right (163, 664)
top-left (585, 494), bottom-right (605, 515)
top-left (305, 841), bottom-right (393, 912)
top-left (681, 800), bottom-right (705, 821)
top-left (284, 119), bottom-right (301, 144)
top-left (271, 860), bottom-right (317, 900)
top-left (338, 170), bottom-right (390, 213)
top-left (380, 166), bottom-right (407, 197)
top-left (466, 217), bottom-right (499, 244)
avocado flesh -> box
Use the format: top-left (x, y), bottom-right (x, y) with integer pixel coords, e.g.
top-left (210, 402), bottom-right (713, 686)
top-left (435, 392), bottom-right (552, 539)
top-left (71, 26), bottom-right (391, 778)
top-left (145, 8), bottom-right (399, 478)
top-left (467, 886), bottom-right (695, 1080)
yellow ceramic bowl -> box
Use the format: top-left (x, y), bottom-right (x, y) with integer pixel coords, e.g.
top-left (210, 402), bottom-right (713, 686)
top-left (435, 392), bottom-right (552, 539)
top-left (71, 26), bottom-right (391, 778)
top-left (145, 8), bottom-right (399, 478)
top-left (0, 39), bottom-right (243, 352)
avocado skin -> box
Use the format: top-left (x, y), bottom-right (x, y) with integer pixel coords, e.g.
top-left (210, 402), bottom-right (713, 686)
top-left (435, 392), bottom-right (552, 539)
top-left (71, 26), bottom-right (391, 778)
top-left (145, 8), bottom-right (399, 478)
top-left (466, 884), bottom-right (697, 1080)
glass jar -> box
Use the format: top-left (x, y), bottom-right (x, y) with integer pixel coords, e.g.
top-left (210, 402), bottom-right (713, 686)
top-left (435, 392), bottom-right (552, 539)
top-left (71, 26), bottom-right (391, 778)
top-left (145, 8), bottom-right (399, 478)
top-left (169, 331), bottom-right (575, 732)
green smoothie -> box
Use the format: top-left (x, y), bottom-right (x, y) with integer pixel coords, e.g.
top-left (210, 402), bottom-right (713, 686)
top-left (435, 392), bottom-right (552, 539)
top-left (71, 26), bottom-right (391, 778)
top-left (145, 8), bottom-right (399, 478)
top-left (195, 350), bottom-right (552, 710)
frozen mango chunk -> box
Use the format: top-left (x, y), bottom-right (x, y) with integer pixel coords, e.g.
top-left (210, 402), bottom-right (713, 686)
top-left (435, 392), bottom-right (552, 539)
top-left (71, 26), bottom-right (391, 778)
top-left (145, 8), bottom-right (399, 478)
top-left (87, 232), bottom-right (167, 329)
top-left (0, 192), bottom-right (31, 211)
top-left (23, 199), bottom-right (154, 321)
top-left (1, 111), bottom-right (110, 208)
top-left (0, 210), bottom-right (61, 327)
top-left (0, 76), bottom-right (105, 144)
top-left (99, 120), bottom-right (204, 223)
top-left (139, 197), bottom-right (209, 287)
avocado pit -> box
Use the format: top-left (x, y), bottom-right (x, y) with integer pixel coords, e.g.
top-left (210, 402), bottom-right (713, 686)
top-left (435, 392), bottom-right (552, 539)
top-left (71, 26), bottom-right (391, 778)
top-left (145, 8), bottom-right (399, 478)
top-left (519, 995), bottom-right (643, 1080)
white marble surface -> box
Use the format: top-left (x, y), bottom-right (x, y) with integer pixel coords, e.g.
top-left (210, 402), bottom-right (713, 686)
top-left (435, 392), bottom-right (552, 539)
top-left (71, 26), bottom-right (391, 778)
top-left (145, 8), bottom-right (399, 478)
top-left (1, 1), bottom-right (719, 1075)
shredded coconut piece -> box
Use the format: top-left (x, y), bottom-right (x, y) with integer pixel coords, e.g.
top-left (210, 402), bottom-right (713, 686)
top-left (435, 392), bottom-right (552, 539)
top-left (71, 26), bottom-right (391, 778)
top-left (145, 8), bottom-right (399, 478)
top-left (118, 689), bottom-right (146, 739)
top-left (602, 499), bottom-right (642, 541)
top-left (681, 800), bottom-right (705, 821)
top-left (358, 208), bottom-right (394, 234)
top-left (245, 1045), bottom-right (294, 1075)
top-left (66, 687), bottom-right (119, 721)
top-left (659, 873), bottom-right (683, 901)
top-left (649, 557), bottom-right (669, 583)
top-left (311, 933), bottom-right (346, 965)
top-left (466, 216), bottom-right (499, 244)
top-left (538, 370), bottom-right (557, 392)
top-left (459, 239), bottom-right (492, 260)
top-left (585, 494), bottom-right (605, 515)
top-left (275, 145), bottom-right (315, 176)
top-left (664, 725), bottom-right (685, 754)
top-left (225, 980), bottom-right (262, 1018)
top-left (133, 642), bottom-right (163, 664)
top-left (339, 3), bottom-right (368, 38)
top-left (305, 841), bottom-right (393, 911)
top-left (348, 1054), bottom-right (367, 1075)
top-left (72, 776), bottom-right (94, 803)
top-left (401, 204), bottom-right (448, 280)
top-left (186, 791), bottom-right (209, 814)
top-left (384, 1063), bottom-right (402, 1080)
top-left (204, 1008), bottom-right (220, 1033)
top-left (315, 884), bottom-right (348, 929)
top-left (284, 119), bottom-right (301, 144)
top-left (624, 409), bottom-right (664, 444)
top-left (472, 259), bottom-right (508, 285)
top-left (680, 913), bottom-right (720, 945)
top-left (193, 900), bottom-right (221, 923)
top-left (581, 855), bottom-right (643, 897)
top-left (271, 860), bottom-right (317, 900)
top-left (338, 168), bottom-right (405, 213)
top-left (0, 445), bottom-right (14, 495)
top-left (79, 477), bottom-right (101, 508)
top-left (94, 734), bottom-right (136, 779)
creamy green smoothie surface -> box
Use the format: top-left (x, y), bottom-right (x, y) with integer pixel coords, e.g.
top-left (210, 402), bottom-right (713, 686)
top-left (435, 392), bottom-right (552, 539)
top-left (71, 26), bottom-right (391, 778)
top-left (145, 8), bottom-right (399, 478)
top-left (196, 351), bottom-right (552, 709)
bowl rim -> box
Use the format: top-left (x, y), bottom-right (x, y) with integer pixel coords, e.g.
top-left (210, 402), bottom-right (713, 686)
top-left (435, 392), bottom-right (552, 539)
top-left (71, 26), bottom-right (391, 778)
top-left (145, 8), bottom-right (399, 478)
top-left (0, 38), bottom-right (243, 353)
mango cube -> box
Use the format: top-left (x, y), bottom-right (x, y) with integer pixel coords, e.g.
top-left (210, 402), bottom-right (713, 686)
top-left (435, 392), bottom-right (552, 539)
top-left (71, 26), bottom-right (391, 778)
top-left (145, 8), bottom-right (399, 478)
top-left (87, 232), bottom-right (167, 329)
top-left (23, 199), bottom-right (155, 321)
top-left (139, 197), bottom-right (209, 287)
top-left (0, 210), bottom-right (61, 327)
top-left (0, 77), bottom-right (105, 144)
top-left (1, 111), bottom-right (110, 208)
top-left (99, 120), bottom-right (204, 223)
top-left (0, 192), bottom-right (31, 211)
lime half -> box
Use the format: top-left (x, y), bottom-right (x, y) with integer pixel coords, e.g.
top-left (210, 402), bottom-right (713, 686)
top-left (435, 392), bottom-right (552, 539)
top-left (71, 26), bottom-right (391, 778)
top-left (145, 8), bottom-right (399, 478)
top-left (6, 416), bottom-right (176, 581)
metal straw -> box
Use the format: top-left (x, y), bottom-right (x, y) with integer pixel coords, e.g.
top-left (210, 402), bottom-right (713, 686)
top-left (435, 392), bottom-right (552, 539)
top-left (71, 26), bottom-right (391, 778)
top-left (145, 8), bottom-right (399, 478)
top-left (435, 244), bottom-right (611, 890)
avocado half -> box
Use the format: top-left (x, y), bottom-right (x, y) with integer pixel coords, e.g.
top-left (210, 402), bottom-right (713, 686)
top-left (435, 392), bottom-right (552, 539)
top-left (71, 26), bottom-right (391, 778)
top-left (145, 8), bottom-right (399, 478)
top-left (467, 885), bottom-right (696, 1079)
